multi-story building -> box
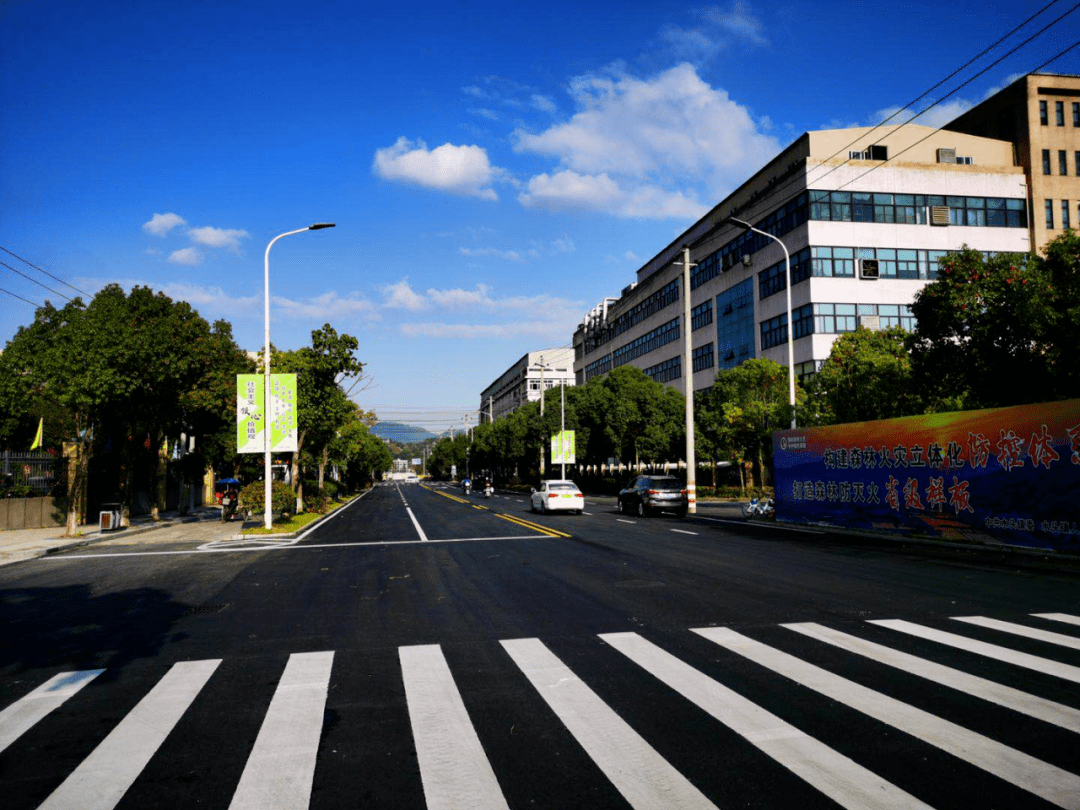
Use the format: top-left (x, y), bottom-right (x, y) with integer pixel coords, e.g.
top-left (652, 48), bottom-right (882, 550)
top-left (479, 347), bottom-right (575, 423)
top-left (574, 120), bottom-right (1032, 397)
top-left (945, 72), bottom-right (1080, 253)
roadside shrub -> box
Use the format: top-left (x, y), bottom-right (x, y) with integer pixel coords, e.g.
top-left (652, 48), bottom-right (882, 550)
top-left (238, 480), bottom-right (293, 517)
top-left (304, 491), bottom-right (332, 514)
top-left (320, 479), bottom-right (340, 499)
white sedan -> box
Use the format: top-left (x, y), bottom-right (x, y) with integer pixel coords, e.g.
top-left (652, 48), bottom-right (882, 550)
top-left (530, 480), bottom-right (585, 514)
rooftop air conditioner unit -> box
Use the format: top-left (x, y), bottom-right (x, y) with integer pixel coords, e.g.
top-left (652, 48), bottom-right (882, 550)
top-left (930, 206), bottom-right (951, 226)
top-left (936, 147), bottom-right (957, 164)
top-left (860, 258), bottom-right (880, 279)
top-left (859, 314), bottom-right (881, 331)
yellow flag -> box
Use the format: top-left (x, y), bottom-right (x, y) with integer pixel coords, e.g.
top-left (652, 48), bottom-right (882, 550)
top-left (30, 417), bottom-right (43, 451)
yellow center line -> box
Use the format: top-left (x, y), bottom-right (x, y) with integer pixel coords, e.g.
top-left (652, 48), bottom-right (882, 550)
top-left (425, 485), bottom-right (569, 538)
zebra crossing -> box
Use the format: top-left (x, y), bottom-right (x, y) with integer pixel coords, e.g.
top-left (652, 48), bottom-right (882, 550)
top-left (2, 613), bottom-right (1079, 809)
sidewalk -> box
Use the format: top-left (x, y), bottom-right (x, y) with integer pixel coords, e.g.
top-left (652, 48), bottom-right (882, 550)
top-left (0, 505), bottom-right (228, 567)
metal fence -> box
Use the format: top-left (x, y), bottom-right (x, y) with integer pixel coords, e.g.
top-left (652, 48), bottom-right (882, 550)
top-left (1, 450), bottom-right (65, 496)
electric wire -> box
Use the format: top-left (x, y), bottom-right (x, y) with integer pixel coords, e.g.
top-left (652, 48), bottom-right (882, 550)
top-left (0, 259), bottom-right (72, 302)
top-left (684, 4), bottom-right (1080, 258)
top-left (0, 287), bottom-right (41, 307)
top-left (0, 245), bottom-right (90, 297)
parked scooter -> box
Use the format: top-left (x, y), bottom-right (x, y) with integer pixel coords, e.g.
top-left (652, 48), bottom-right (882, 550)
top-left (741, 497), bottom-right (775, 518)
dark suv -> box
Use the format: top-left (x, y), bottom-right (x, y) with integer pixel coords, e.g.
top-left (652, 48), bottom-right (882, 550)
top-left (618, 475), bottom-right (688, 517)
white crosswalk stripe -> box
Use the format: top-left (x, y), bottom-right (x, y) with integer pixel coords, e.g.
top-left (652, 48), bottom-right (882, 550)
top-left (37, 659), bottom-right (220, 810)
top-left (0, 669), bottom-right (103, 753)
top-left (694, 626), bottom-right (1080, 809)
top-left (600, 631), bottom-right (929, 809)
top-left (502, 636), bottom-right (717, 810)
top-left (229, 651), bottom-right (335, 810)
top-left (3, 613), bottom-right (1078, 809)
top-left (784, 621), bottom-right (1080, 732)
top-left (400, 644), bottom-right (509, 810)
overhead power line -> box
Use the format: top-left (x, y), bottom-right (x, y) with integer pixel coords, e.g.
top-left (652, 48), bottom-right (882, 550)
top-left (0, 245), bottom-right (89, 297)
top-left (0, 259), bottom-right (72, 303)
top-left (0, 287), bottom-right (41, 307)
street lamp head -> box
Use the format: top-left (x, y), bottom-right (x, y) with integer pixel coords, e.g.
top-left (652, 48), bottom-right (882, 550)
top-left (308, 223), bottom-right (336, 230)
top-left (723, 216), bottom-right (751, 230)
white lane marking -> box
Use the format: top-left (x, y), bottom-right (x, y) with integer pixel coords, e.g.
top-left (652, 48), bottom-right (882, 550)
top-left (582, 512), bottom-right (594, 516)
top-left (42, 535), bottom-right (547, 559)
top-left (229, 651), bottom-right (335, 810)
top-left (784, 622), bottom-right (1080, 733)
top-left (406, 507), bottom-right (430, 542)
top-left (38, 659), bottom-right (220, 810)
top-left (502, 637), bottom-right (717, 810)
top-left (951, 616), bottom-right (1080, 650)
top-left (692, 515), bottom-right (827, 535)
top-left (0, 669), bottom-right (104, 753)
top-left (670, 529), bottom-right (698, 536)
top-left (295, 487), bottom-right (373, 541)
top-left (695, 627), bottom-right (1080, 809)
top-left (602, 632), bottom-right (925, 810)
top-left (871, 619), bottom-right (1080, 684)
top-left (616, 519), bottom-right (636, 525)
top-left (1034, 613), bottom-right (1080, 626)
top-left (400, 645), bottom-right (509, 810)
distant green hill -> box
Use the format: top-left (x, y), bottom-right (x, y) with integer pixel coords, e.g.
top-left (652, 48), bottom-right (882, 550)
top-left (370, 421), bottom-right (437, 444)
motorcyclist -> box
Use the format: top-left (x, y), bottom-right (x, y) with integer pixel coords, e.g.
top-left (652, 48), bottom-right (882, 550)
top-left (221, 486), bottom-right (239, 522)
top-left (462, 476), bottom-right (471, 495)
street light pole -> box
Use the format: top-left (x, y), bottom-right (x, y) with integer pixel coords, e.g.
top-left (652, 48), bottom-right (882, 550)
top-left (725, 218), bottom-right (797, 429)
top-left (681, 245), bottom-right (697, 514)
top-left (263, 223), bottom-right (335, 530)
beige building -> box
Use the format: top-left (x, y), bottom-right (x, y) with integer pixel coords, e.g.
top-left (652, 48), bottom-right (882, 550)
top-left (575, 121), bottom-right (1030, 395)
top-left (946, 72), bottom-right (1080, 252)
top-left (479, 347), bottom-right (575, 423)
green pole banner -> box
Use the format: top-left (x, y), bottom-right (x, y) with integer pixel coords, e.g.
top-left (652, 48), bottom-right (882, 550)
top-left (551, 430), bottom-right (576, 464)
top-left (237, 374), bottom-right (264, 453)
top-left (269, 373), bottom-right (297, 452)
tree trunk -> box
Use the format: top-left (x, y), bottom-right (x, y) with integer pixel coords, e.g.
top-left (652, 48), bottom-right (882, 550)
top-left (64, 440), bottom-right (90, 537)
top-left (151, 435), bottom-right (168, 521)
top-left (318, 446), bottom-right (327, 491)
top-left (291, 431), bottom-right (305, 513)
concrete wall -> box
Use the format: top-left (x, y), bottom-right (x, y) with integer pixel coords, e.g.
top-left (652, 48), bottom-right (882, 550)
top-left (0, 497), bottom-right (67, 530)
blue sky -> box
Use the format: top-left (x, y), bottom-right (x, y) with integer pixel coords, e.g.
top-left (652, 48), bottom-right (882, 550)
top-left (2, 0), bottom-right (1077, 433)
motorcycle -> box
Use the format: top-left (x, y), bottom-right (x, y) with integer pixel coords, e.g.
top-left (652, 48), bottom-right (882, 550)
top-left (221, 492), bottom-right (238, 523)
top-left (462, 481), bottom-right (471, 496)
top-left (483, 483), bottom-right (493, 498)
top-left (741, 497), bottom-right (775, 518)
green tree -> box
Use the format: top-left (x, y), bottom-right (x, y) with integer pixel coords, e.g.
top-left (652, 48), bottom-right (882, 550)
top-left (907, 246), bottom-right (1057, 410)
top-left (1038, 229), bottom-right (1080, 399)
top-left (579, 366), bottom-right (684, 467)
top-left (699, 358), bottom-right (795, 488)
top-left (804, 327), bottom-right (922, 425)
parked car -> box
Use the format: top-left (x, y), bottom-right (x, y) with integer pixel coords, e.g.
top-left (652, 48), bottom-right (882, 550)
top-left (618, 475), bottom-right (688, 517)
top-left (530, 480), bottom-right (585, 514)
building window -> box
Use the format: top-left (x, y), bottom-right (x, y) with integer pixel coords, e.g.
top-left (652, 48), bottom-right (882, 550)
top-left (1063, 201), bottom-right (1071, 231)
top-left (584, 354), bottom-right (612, 381)
top-left (1040, 100), bottom-right (1048, 125)
top-left (1075, 151), bottom-right (1080, 177)
top-left (1057, 101), bottom-right (1065, 126)
top-left (716, 278), bottom-right (755, 369)
top-left (1043, 149), bottom-right (1052, 175)
top-left (813, 303), bottom-right (858, 334)
top-left (612, 317), bottom-right (681, 367)
top-left (1074, 102), bottom-right (1080, 127)
top-left (691, 300), bottom-right (713, 331)
top-left (792, 304), bottom-right (815, 339)
top-left (692, 342), bottom-right (714, 373)
top-left (1061, 150), bottom-right (1069, 176)
top-left (1046, 199), bottom-right (1055, 229)
top-left (644, 356), bottom-right (681, 384)
top-left (610, 279), bottom-right (680, 339)
top-left (760, 313), bottom-right (788, 350)
top-left (758, 247), bottom-right (811, 299)
top-left (795, 360), bottom-right (822, 383)
top-left (811, 246), bottom-right (855, 277)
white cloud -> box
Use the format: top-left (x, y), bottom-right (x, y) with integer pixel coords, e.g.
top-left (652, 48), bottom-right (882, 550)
top-left (272, 291), bottom-right (378, 320)
top-left (143, 212), bottom-right (186, 236)
top-left (167, 247), bottom-right (203, 266)
top-left (702, 2), bottom-right (768, 46)
top-left (871, 98), bottom-right (974, 130)
top-left (379, 279), bottom-right (429, 311)
top-left (372, 137), bottom-right (501, 200)
top-left (400, 321), bottom-right (566, 339)
top-left (459, 247), bottom-right (524, 262)
top-left (188, 226), bottom-right (249, 253)
top-left (552, 236), bottom-right (575, 253)
top-left (512, 63), bottom-right (778, 218)
top-left (397, 289), bottom-right (584, 340)
top-left (658, 2), bottom-right (768, 61)
top-left (531, 94), bottom-right (556, 113)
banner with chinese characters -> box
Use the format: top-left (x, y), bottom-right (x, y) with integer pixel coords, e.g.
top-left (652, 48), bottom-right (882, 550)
top-left (551, 430), bottom-right (576, 465)
top-left (772, 400), bottom-right (1080, 550)
top-left (236, 374), bottom-right (298, 453)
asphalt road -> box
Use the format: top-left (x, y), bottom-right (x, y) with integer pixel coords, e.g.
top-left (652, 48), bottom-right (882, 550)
top-left (2, 481), bottom-right (1079, 809)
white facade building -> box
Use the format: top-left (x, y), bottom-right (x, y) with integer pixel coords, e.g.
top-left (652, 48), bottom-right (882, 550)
top-left (479, 347), bottom-right (575, 423)
top-left (575, 124), bottom-right (1030, 395)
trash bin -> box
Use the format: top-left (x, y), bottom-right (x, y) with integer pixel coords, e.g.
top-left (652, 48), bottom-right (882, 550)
top-left (99, 502), bottom-right (122, 531)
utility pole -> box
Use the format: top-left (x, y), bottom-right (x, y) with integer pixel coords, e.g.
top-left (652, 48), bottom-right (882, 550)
top-left (560, 379), bottom-right (566, 480)
top-left (538, 355), bottom-right (547, 477)
top-left (682, 245), bottom-right (697, 515)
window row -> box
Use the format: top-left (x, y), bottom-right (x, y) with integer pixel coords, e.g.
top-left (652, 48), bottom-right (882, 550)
top-left (1039, 99), bottom-right (1080, 127)
top-left (758, 246), bottom-right (951, 299)
top-left (692, 342), bottom-right (715, 373)
top-left (644, 356), bottom-right (681, 384)
top-left (809, 191), bottom-right (1027, 228)
top-left (1045, 199), bottom-right (1078, 230)
top-left (611, 279), bottom-right (680, 339)
top-left (583, 354), bottom-right (612, 381)
top-left (612, 317), bottom-right (681, 367)
top-left (762, 302), bottom-right (916, 349)
top-left (691, 300), bottom-right (713, 331)
top-left (1041, 150), bottom-right (1080, 176)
